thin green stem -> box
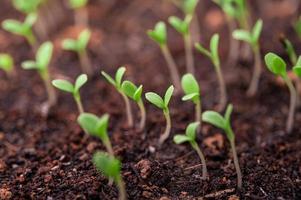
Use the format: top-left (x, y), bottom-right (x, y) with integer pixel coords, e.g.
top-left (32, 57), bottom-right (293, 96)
top-left (120, 92), bottom-right (134, 127)
top-left (184, 33), bottom-right (195, 74)
top-left (159, 109), bottom-right (171, 144)
top-left (74, 96), bottom-right (84, 114)
top-left (26, 31), bottom-right (38, 51)
top-left (79, 50), bottom-right (93, 76)
top-left (191, 141), bottom-right (208, 180)
top-left (246, 46), bottom-right (262, 96)
top-left (116, 177), bottom-right (127, 200)
top-left (214, 63), bottom-right (227, 111)
top-left (195, 100), bottom-right (201, 132)
top-left (230, 139), bottom-right (242, 190)
top-left (138, 100), bottom-right (146, 131)
top-left (104, 138), bottom-right (114, 157)
top-left (41, 70), bottom-right (57, 107)
top-left (283, 75), bottom-right (297, 133)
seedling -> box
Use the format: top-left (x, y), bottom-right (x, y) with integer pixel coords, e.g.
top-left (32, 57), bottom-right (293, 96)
top-left (68, 0), bottom-right (89, 27)
top-left (202, 104), bottom-right (242, 189)
top-left (173, 122), bottom-right (208, 179)
top-left (52, 74), bottom-right (88, 114)
top-left (279, 36), bottom-right (297, 66)
top-left (293, 56), bottom-right (301, 78)
top-left (233, 19), bottom-right (263, 96)
top-left (181, 73), bottom-right (201, 129)
top-left (195, 34), bottom-right (227, 111)
top-left (2, 13), bottom-right (38, 49)
top-left (265, 53), bottom-right (297, 133)
top-left (21, 41), bottom-right (57, 112)
top-left (145, 85), bottom-right (174, 144)
top-left (12, 0), bottom-right (42, 14)
top-left (121, 81), bottom-right (145, 130)
top-left (294, 16), bottom-right (301, 39)
top-left (93, 151), bottom-right (127, 200)
top-left (101, 67), bottom-right (134, 127)
top-left (147, 22), bottom-right (181, 91)
top-left (0, 53), bottom-right (15, 77)
top-left (77, 113), bottom-right (114, 156)
top-left (62, 29), bottom-right (93, 75)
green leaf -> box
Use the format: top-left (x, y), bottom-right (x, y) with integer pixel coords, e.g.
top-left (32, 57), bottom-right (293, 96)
top-left (0, 54), bottom-right (14, 72)
top-left (24, 13), bottom-right (37, 26)
top-left (95, 114), bottom-right (109, 140)
top-left (145, 92), bottom-right (165, 109)
top-left (75, 74), bottom-right (88, 91)
top-left (182, 93), bottom-right (199, 101)
top-left (2, 20), bottom-right (25, 35)
top-left (121, 81), bottom-right (138, 100)
top-left (210, 34), bottom-right (220, 65)
top-left (264, 52), bottom-right (287, 76)
top-left (173, 135), bottom-right (192, 144)
top-left (115, 67), bottom-right (126, 88)
top-left (181, 73), bottom-right (200, 103)
top-left (168, 16), bottom-right (189, 35)
top-left (77, 113), bottom-right (99, 135)
top-left (22, 60), bottom-right (37, 70)
top-left (224, 104), bottom-right (233, 124)
top-left (62, 39), bottom-right (78, 51)
top-left (69, 0), bottom-right (88, 9)
top-left (185, 122), bottom-right (199, 140)
top-left (36, 41), bottom-right (53, 70)
top-left (133, 85), bottom-right (143, 102)
top-left (13, 0), bottom-right (42, 14)
top-left (195, 43), bottom-right (211, 58)
top-left (78, 29), bottom-right (91, 51)
top-left (293, 65), bottom-right (301, 77)
top-left (232, 30), bottom-right (252, 44)
top-left (182, 0), bottom-right (199, 14)
top-left (101, 71), bottom-right (116, 87)
top-left (147, 22), bottom-right (167, 45)
top-left (164, 85), bottom-right (174, 107)
top-left (52, 79), bottom-right (74, 93)
top-left (252, 19), bottom-right (263, 43)
top-left (202, 111), bottom-right (226, 129)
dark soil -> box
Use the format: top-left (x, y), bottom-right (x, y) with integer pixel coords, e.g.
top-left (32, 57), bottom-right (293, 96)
top-left (0, 0), bottom-right (301, 199)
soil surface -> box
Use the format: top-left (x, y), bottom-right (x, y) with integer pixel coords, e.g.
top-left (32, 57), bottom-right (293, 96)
top-left (0, 0), bottom-right (301, 199)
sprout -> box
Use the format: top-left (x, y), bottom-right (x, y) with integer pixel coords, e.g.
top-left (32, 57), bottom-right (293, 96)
top-left (93, 151), bottom-right (127, 200)
top-left (195, 34), bottom-right (227, 111)
top-left (22, 41), bottom-right (57, 112)
top-left (232, 19), bottom-right (263, 96)
top-left (265, 53), bottom-right (297, 133)
top-left (181, 73), bottom-right (201, 130)
top-left (294, 16), bottom-right (301, 39)
top-left (62, 29), bottom-right (93, 75)
top-left (202, 104), bottom-right (242, 189)
top-left (279, 36), bottom-right (297, 66)
top-left (2, 13), bottom-right (37, 49)
top-left (101, 67), bottom-right (134, 127)
top-left (68, 0), bottom-right (89, 27)
top-left (0, 53), bottom-right (15, 77)
top-left (173, 122), bottom-right (208, 179)
top-left (52, 74), bottom-right (88, 114)
top-left (121, 81), bottom-right (145, 130)
top-left (12, 0), bottom-right (42, 14)
top-left (77, 113), bottom-right (114, 156)
top-left (145, 85), bottom-right (174, 144)
top-left (147, 22), bottom-right (181, 91)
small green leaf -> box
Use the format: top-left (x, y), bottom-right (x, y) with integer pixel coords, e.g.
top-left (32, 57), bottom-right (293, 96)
top-left (195, 43), bottom-right (211, 58)
top-left (210, 34), bottom-right (220, 65)
top-left (62, 39), bottom-right (78, 51)
top-left (36, 41), bottom-right (53, 70)
top-left (168, 16), bottom-right (189, 35)
top-left (78, 29), bottom-right (91, 51)
top-left (145, 92), bottom-right (165, 109)
top-left (252, 19), bottom-right (263, 43)
top-left (75, 74), bottom-right (88, 92)
top-left (2, 20), bottom-right (24, 35)
top-left (182, 0), bottom-right (199, 14)
top-left (77, 113), bottom-right (99, 135)
top-left (173, 135), bottom-right (192, 144)
top-left (185, 122), bottom-right (199, 140)
top-left (164, 85), bottom-right (174, 107)
top-left (293, 65), bottom-right (301, 77)
top-left (264, 52), bottom-right (287, 76)
top-left (133, 85), bottom-right (143, 101)
top-left (182, 93), bottom-right (199, 101)
top-left (115, 67), bottom-right (126, 88)
top-left (122, 81), bottom-right (138, 101)
top-left (101, 71), bottom-right (116, 87)
top-left (202, 111), bottom-right (225, 129)
top-left (95, 114), bottom-right (109, 140)
top-left (22, 60), bottom-right (37, 70)
top-left (224, 104), bottom-right (233, 124)
top-left (232, 30), bottom-right (252, 44)
top-left (181, 73), bottom-right (200, 103)
top-left (0, 54), bottom-right (14, 72)
top-left (24, 13), bottom-right (37, 26)
top-left (69, 0), bottom-right (88, 9)
top-left (13, 0), bottom-right (42, 14)
top-left (147, 22), bottom-right (167, 45)
top-left (52, 79), bottom-right (74, 93)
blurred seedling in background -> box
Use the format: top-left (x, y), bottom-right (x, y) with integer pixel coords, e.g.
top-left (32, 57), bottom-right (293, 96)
top-left (279, 35), bottom-right (297, 66)
top-left (68, 0), bottom-right (89, 27)
top-left (121, 81), bottom-right (145, 131)
top-left (147, 22), bottom-right (181, 91)
top-left (77, 113), bottom-right (114, 155)
top-left (101, 67), bottom-right (134, 127)
top-left (93, 152), bottom-right (127, 200)
top-left (62, 29), bottom-right (93, 75)
top-left (0, 53), bottom-right (16, 77)
top-left (265, 53), bottom-right (297, 133)
top-left (202, 104), bottom-right (242, 189)
top-left (181, 73), bottom-right (201, 131)
top-left (173, 122), bottom-right (208, 179)
top-left (21, 41), bottom-right (56, 115)
top-left (2, 13), bottom-right (38, 50)
top-left (12, 0), bottom-right (42, 14)
top-left (195, 34), bottom-right (227, 111)
top-left (52, 74), bottom-right (87, 114)
top-left (233, 19), bottom-right (263, 96)
top-left (145, 85), bottom-right (174, 144)
top-left (294, 16), bottom-right (301, 39)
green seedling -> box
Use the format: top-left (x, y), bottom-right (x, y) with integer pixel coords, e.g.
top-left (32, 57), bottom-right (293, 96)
top-left (68, 0), bottom-right (89, 27)
top-left (293, 56), bottom-right (301, 77)
top-left (22, 41), bottom-right (57, 111)
top-left (174, 122), bottom-right (208, 179)
top-left (202, 104), bottom-right (242, 189)
top-left (2, 13), bottom-right (37, 49)
top-left (233, 19), bottom-right (263, 96)
top-left (279, 36), bottom-right (297, 66)
top-left (294, 16), bottom-right (301, 39)
top-left (145, 85), bottom-right (174, 144)
top-left (101, 67), bottom-right (134, 127)
top-left (121, 81), bottom-right (145, 130)
top-left (93, 152), bottom-right (127, 200)
top-left (265, 53), bottom-right (297, 133)
top-left (52, 74), bottom-right (87, 114)
top-left (0, 53), bottom-right (15, 77)
top-left (12, 0), bottom-right (43, 14)
top-left (69, 0), bottom-right (87, 9)
top-left (147, 22), bottom-right (181, 91)
top-left (62, 29), bottom-right (92, 75)
top-left (181, 73), bottom-right (202, 130)
top-left (195, 34), bottom-right (227, 111)
top-left (77, 113), bottom-right (114, 156)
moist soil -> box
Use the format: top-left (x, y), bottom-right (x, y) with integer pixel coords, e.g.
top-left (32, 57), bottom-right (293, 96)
top-left (0, 0), bottom-right (301, 199)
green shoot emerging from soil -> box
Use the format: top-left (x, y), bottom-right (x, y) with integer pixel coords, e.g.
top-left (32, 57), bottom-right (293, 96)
top-left (195, 34), bottom-right (227, 111)
top-left (173, 122), bottom-right (208, 179)
top-left (12, 0), bottom-right (42, 14)
top-left (93, 152), bottom-right (127, 200)
top-left (101, 67), bottom-right (133, 127)
top-left (265, 53), bottom-right (297, 133)
top-left (233, 19), bottom-right (263, 96)
top-left (121, 81), bottom-right (145, 130)
top-left (181, 73), bottom-right (201, 130)
top-left (145, 85), bottom-right (174, 144)
top-left (22, 41), bottom-right (57, 111)
top-left (202, 104), bottom-right (242, 189)
top-left (147, 22), bottom-right (181, 91)
top-left (2, 13), bottom-right (37, 49)
top-left (52, 74), bottom-right (88, 114)
top-left (279, 36), bottom-right (297, 65)
top-left (77, 113), bottom-right (114, 156)
top-left (62, 29), bottom-right (92, 75)
top-left (0, 53), bottom-right (15, 77)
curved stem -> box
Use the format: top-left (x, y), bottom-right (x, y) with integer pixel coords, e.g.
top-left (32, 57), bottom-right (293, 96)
top-left (195, 101), bottom-right (201, 132)
top-left (116, 177), bottom-right (127, 200)
top-left (246, 46), bottom-right (262, 96)
top-left (138, 100), bottom-right (146, 131)
top-left (159, 109), bottom-right (171, 144)
top-left (26, 31), bottom-right (38, 52)
top-left (42, 71), bottom-right (57, 107)
top-left (79, 50), bottom-right (93, 76)
top-left (283, 76), bottom-right (297, 133)
top-left (75, 96), bottom-right (84, 114)
top-left (104, 139), bottom-right (114, 157)
top-left (191, 141), bottom-right (208, 180)
top-left (214, 63), bottom-right (227, 111)
top-left (184, 33), bottom-right (195, 74)
top-left (226, 17), bottom-right (239, 67)
top-left (230, 139), bottom-right (242, 190)
top-left (121, 92), bottom-right (134, 127)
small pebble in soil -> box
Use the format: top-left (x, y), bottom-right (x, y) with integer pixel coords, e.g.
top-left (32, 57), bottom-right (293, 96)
top-left (135, 159), bottom-right (151, 179)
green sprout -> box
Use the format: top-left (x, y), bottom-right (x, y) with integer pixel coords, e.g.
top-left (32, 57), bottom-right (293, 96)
top-left (202, 104), bottom-right (242, 189)
top-left (121, 81), bottom-right (145, 131)
top-left (2, 13), bottom-right (37, 49)
top-left (145, 85), bottom-right (174, 144)
top-left (173, 122), bottom-right (208, 179)
top-left (279, 36), bottom-right (297, 66)
top-left (12, 0), bottom-right (43, 14)
top-left (93, 152), bottom-right (127, 200)
top-left (77, 113), bottom-right (114, 156)
top-left (22, 41), bottom-right (57, 109)
top-left (293, 56), bottom-right (301, 77)
top-left (101, 67), bottom-right (133, 127)
top-left (265, 53), bottom-right (297, 133)
top-left (68, 0), bottom-right (89, 27)
top-left (147, 22), bottom-right (181, 91)
top-left (181, 73), bottom-right (201, 130)
top-left (195, 34), bottom-right (227, 111)
top-left (69, 0), bottom-right (87, 9)
top-left (0, 53), bottom-right (15, 77)
top-left (62, 29), bottom-right (93, 75)
top-left (294, 16), bottom-right (301, 39)
top-left (52, 74), bottom-right (88, 114)
top-left (233, 19), bottom-right (263, 96)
